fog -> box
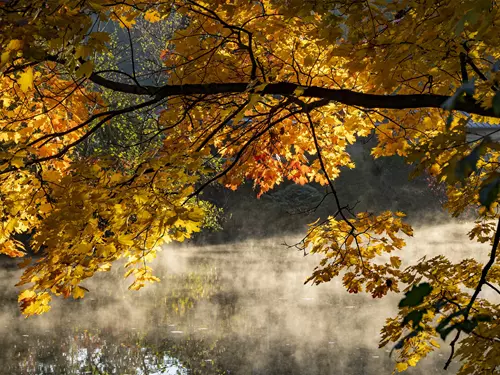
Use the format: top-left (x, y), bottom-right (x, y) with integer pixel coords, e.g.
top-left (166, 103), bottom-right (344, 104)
top-left (1, 220), bottom-right (496, 374)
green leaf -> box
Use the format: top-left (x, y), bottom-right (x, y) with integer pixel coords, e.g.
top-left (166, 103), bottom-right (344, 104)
top-left (479, 178), bottom-right (500, 209)
top-left (75, 61), bottom-right (94, 79)
top-left (455, 138), bottom-right (489, 182)
top-left (464, 9), bottom-right (480, 25)
top-left (437, 319), bottom-right (480, 340)
top-left (402, 309), bottom-right (425, 329)
top-left (438, 324), bottom-right (458, 340)
top-left (435, 308), bottom-right (466, 333)
top-left (472, 314), bottom-right (492, 322)
top-left (492, 91), bottom-right (500, 116)
top-left (399, 283), bottom-right (432, 308)
top-left (442, 81), bottom-right (475, 110)
top-left (391, 330), bottom-right (419, 355)
top-left (459, 319), bottom-right (478, 334)
top-left (454, 16), bottom-right (466, 36)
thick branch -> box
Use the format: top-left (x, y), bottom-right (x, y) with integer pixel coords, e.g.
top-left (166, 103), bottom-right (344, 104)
top-left (89, 73), bottom-right (156, 95)
top-left (444, 217), bottom-right (500, 369)
top-left (87, 76), bottom-right (500, 119)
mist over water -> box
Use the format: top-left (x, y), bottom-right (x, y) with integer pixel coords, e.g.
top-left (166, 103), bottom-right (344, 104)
top-left (0, 222), bottom-right (493, 375)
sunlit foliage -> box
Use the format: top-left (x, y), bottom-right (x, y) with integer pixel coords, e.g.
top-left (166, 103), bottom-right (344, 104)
top-left (1, 1), bottom-right (500, 373)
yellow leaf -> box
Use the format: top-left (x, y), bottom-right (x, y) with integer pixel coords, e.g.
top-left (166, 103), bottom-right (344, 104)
top-left (90, 32), bottom-right (110, 44)
top-left (144, 9), bottom-right (161, 22)
top-left (124, 268), bottom-right (135, 278)
top-left (430, 339), bottom-right (440, 348)
top-left (5, 217), bottom-right (17, 233)
top-left (98, 262), bottom-right (112, 272)
top-left (345, 235), bottom-right (354, 246)
top-left (133, 192), bottom-right (149, 204)
top-left (18, 289), bottom-right (36, 302)
top-left (390, 256), bottom-right (402, 268)
top-left (42, 170), bottom-right (61, 182)
top-left (1, 51), bottom-right (10, 67)
top-left (128, 279), bottom-right (144, 290)
top-left (118, 234), bottom-right (135, 246)
top-left (253, 83), bottom-right (268, 93)
top-left (117, 14), bottom-right (136, 28)
top-left (39, 202), bottom-right (52, 214)
top-left (7, 39), bottom-right (23, 50)
top-left (3, 242), bottom-right (26, 258)
top-left (73, 286), bottom-right (85, 299)
top-left (75, 243), bottom-right (92, 254)
top-left (109, 172), bottom-right (123, 183)
top-left (429, 163), bottom-right (441, 175)
top-left (10, 156), bottom-right (24, 168)
top-left (74, 265), bottom-right (85, 278)
top-left (407, 357), bottom-right (419, 367)
top-left (75, 45), bottom-right (92, 60)
top-left (88, 1), bottom-right (104, 10)
top-left (294, 86), bottom-right (306, 96)
top-left (395, 362), bottom-right (408, 372)
top-left (183, 220), bottom-right (202, 233)
top-left (248, 93), bottom-right (260, 107)
top-left (76, 61), bottom-right (93, 78)
top-left (17, 256), bottom-right (31, 269)
top-left (187, 208), bottom-right (204, 221)
top-left (304, 55), bottom-right (315, 66)
top-left (18, 67), bottom-right (33, 92)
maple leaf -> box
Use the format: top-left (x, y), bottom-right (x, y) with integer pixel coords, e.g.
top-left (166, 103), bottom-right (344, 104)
top-left (17, 67), bottom-right (33, 92)
top-left (75, 61), bottom-right (93, 79)
top-left (144, 9), bottom-right (161, 22)
top-left (0, 2), bottom-right (499, 373)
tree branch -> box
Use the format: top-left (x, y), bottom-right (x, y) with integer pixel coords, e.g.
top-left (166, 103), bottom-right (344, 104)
top-left (185, 109), bottom-right (300, 202)
top-left (444, 217), bottom-right (500, 369)
top-left (85, 76), bottom-right (500, 118)
top-left (0, 97), bottom-right (161, 175)
top-left (485, 281), bottom-right (500, 295)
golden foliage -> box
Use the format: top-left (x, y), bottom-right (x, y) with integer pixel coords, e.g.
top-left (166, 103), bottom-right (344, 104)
top-left (0, 1), bottom-right (499, 373)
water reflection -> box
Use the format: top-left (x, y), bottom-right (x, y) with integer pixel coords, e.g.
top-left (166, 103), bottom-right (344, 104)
top-left (13, 331), bottom-right (186, 375)
top-left (1, 224), bottom-right (483, 374)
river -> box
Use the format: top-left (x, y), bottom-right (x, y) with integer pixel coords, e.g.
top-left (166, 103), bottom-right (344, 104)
top-left (1, 222), bottom-right (494, 374)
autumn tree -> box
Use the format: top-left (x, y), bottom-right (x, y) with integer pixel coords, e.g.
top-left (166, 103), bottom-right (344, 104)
top-left (1, 0), bottom-right (500, 373)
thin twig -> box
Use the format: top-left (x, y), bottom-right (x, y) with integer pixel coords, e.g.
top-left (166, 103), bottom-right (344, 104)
top-left (444, 217), bottom-right (500, 369)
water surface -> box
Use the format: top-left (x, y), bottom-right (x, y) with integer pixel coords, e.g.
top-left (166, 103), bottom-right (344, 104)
top-left (1, 222), bottom-right (490, 374)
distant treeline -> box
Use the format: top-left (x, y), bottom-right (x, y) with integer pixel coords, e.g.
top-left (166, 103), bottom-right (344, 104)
top-left (197, 139), bottom-right (446, 244)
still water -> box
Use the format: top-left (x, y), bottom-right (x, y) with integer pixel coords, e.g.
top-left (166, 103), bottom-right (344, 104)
top-left (1, 222), bottom-right (489, 375)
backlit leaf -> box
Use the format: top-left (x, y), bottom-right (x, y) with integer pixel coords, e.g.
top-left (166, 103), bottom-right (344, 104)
top-left (17, 67), bottom-right (33, 92)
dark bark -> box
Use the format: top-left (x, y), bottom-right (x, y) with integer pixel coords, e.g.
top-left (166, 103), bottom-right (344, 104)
top-left (88, 73), bottom-right (500, 118)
